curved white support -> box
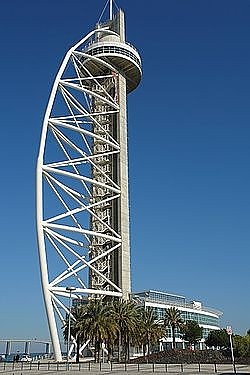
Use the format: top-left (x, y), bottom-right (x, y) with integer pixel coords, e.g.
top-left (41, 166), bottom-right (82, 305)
top-left (36, 27), bottom-right (123, 361)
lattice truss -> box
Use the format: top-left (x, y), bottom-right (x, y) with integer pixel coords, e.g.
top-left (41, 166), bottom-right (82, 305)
top-left (37, 29), bottom-right (124, 331)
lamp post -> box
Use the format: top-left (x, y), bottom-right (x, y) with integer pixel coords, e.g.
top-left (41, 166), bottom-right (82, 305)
top-left (226, 326), bottom-right (236, 374)
top-left (66, 287), bottom-right (76, 361)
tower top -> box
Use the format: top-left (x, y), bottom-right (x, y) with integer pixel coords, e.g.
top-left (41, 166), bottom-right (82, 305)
top-left (98, 0), bottom-right (119, 24)
top-left (84, 8), bottom-right (142, 92)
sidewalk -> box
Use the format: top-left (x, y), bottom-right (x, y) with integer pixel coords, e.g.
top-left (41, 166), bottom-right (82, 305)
top-left (0, 361), bottom-right (249, 374)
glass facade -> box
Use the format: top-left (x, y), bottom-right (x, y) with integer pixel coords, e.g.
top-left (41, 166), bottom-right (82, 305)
top-left (151, 307), bottom-right (219, 339)
top-left (135, 290), bottom-right (186, 305)
top-left (180, 311), bottom-right (219, 327)
top-left (86, 44), bottom-right (141, 67)
top-left (132, 290), bottom-right (221, 340)
top-left (151, 306), bottom-right (219, 326)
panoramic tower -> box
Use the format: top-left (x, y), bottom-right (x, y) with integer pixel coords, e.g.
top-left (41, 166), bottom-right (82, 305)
top-left (36, 1), bottom-right (142, 361)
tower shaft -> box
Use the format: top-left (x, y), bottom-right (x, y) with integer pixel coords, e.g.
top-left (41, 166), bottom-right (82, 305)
top-left (89, 12), bottom-right (131, 298)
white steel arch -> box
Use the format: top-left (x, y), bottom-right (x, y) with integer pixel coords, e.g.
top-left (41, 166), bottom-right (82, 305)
top-left (36, 27), bottom-right (126, 362)
top-left (37, 7), bottom-right (142, 361)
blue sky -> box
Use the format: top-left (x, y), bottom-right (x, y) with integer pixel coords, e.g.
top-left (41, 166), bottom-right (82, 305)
top-left (0, 0), bottom-right (249, 342)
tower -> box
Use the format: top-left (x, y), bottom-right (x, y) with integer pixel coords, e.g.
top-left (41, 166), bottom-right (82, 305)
top-left (36, 2), bottom-right (142, 361)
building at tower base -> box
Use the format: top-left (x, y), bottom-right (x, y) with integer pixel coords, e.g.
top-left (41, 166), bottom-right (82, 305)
top-left (132, 290), bottom-right (222, 351)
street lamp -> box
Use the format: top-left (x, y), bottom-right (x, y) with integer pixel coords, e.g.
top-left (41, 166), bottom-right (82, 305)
top-left (66, 286), bottom-right (76, 361)
top-left (226, 326), bottom-right (236, 374)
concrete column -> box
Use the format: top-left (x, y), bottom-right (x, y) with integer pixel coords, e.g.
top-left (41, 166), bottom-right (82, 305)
top-left (5, 341), bottom-right (11, 356)
top-left (45, 343), bottom-right (50, 354)
top-left (118, 73), bottom-right (131, 299)
top-left (24, 341), bottom-right (31, 354)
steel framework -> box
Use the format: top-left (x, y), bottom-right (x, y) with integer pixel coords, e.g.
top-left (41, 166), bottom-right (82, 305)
top-left (36, 9), bottom-right (141, 362)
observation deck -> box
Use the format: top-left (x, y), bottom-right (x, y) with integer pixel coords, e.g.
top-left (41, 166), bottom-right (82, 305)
top-left (82, 11), bottom-right (142, 93)
top-left (84, 40), bottom-right (142, 93)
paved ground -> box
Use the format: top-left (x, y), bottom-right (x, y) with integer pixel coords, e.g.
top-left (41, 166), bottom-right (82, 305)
top-left (0, 362), bottom-right (249, 374)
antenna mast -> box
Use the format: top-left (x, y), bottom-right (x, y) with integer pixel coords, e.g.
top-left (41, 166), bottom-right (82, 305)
top-left (109, 0), bottom-right (113, 20)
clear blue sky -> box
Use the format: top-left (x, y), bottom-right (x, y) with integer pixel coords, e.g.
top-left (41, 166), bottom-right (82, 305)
top-left (0, 0), bottom-right (249, 341)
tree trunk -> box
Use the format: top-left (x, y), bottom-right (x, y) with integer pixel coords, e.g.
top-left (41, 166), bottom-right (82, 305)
top-left (76, 335), bottom-right (80, 363)
top-left (124, 332), bottom-right (130, 362)
top-left (106, 339), bottom-right (111, 362)
top-left (172, 325), bottom-right (176, 349)
top-left (97, 341), bottom-right (100, 363)
top-left (127, 335), bottom-right (130, 362)
top-left (94, 339), bottom-right (98, 362)
top-left (147, 333), bottom-right (150, 363)
top-left (117, 331), bottom-right (121, 362)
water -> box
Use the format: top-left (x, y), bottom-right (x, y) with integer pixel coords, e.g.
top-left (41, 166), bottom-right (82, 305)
top-left (0, 352), bottom-right (53, 362)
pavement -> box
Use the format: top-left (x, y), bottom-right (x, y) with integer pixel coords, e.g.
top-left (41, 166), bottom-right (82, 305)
top-left (0, 362), bottom-right (249, 374)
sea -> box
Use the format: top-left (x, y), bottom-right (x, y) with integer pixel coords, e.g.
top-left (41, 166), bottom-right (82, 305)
top-left (0, 353), bottom-right (56, 362)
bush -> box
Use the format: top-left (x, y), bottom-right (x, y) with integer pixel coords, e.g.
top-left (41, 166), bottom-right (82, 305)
top-left (130, 349), bottom-right (228, 364)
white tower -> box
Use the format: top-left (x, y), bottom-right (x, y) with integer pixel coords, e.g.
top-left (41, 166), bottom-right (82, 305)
top-left (36, 3), bottom-right (142, 361)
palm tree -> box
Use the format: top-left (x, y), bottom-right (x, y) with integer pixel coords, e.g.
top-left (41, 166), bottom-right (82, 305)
top-left (164, 307), bottom-right (183, 349)
top-left (110, 299), bottom-right (140, 361)
top-left (63, 304), bottom-right (89, 363)
top-left (139, 307), bottom-right (165, 361)
top-left (70, 305), bottom-right (89, 362)
top-left (82, 299), bottom-right (116, 362)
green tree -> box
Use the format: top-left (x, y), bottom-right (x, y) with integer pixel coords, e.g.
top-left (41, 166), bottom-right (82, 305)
top-left (205, 329), bottom-right (229, 349)
top-left (63, 304), bottom-right (90, 363)
top-left (110, 299), bottom-right (139, 361)
top-left (233, 335), bottom-right (250, 358)
top-left (181, 320), bottom-right (203, 348)
top-left (70, 305), bottom-right (87, 363)
top-left (139, 307), bottom-right (165, 361)
top-left (80, 299), bottom-right (116, 362)
top-left (164, 307), bottom-right (183, 349)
